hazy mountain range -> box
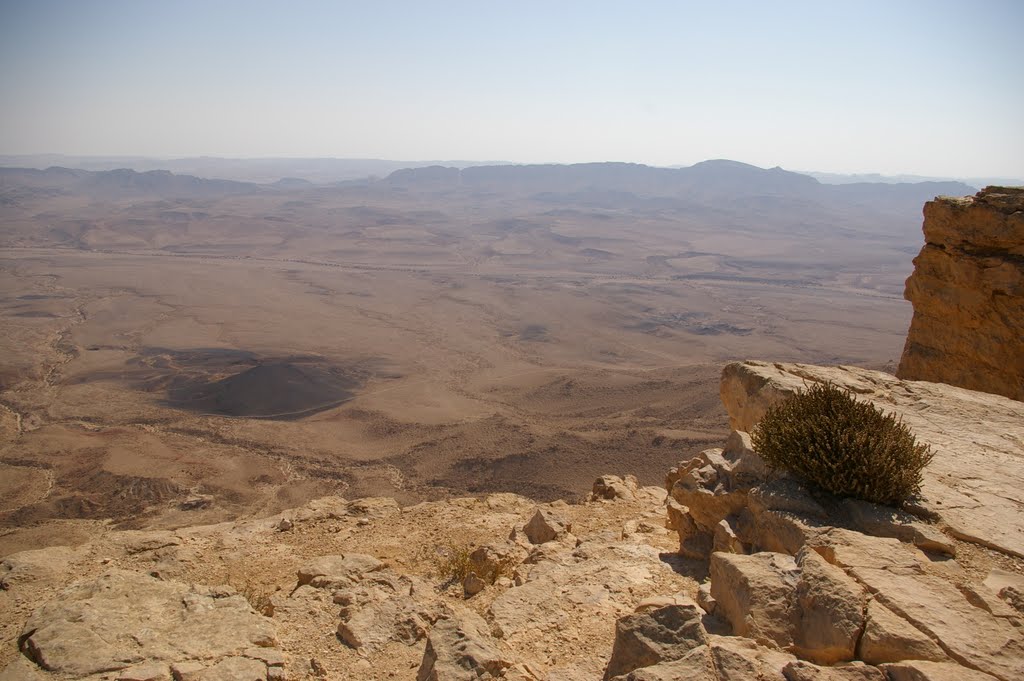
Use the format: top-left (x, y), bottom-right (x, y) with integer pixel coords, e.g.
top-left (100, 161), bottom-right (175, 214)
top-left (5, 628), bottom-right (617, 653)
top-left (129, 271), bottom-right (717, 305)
top-left (1, 154), bottom-right (1017, 189)
top-left (0, 159), bottom-right (975, 205)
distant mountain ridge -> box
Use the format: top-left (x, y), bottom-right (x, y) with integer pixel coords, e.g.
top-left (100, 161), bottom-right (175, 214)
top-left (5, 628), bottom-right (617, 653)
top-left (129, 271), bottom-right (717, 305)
top-left (384, 159), bottom-right (975, 203)
top-left (0, 161), bottom-right (976, 207)
top-left (0, 166), bottom-right (259, 199)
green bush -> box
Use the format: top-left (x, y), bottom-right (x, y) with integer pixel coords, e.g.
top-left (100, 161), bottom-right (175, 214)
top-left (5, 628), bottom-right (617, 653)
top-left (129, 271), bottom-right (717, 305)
top-left (751, 382), bottom-right (933, 506)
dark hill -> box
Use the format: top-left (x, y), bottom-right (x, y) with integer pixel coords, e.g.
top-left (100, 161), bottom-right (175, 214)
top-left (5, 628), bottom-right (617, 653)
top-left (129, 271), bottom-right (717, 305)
top-left (0, 166), bottom-right (259, 199)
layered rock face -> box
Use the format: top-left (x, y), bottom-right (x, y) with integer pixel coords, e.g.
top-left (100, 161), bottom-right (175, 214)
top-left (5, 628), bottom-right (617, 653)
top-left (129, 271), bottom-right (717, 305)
top-left (897, 186), bottom-right (1024, 401)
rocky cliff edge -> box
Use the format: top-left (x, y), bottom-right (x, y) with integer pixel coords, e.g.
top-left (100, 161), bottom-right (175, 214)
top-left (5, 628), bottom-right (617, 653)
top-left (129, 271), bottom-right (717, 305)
top-left (2, 362), bottom-right (1023, 681)
top-left (897, 186), bottom-right (1024, 401)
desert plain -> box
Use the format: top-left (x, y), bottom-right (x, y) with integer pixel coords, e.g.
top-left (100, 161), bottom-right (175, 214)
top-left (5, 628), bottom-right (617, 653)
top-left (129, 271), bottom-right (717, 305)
top-left (0, 162), bottom-right (964, 556)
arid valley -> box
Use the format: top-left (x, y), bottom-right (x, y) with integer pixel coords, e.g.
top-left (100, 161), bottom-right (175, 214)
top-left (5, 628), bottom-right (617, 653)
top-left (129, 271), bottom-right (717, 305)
top-left (0, 161), bottom-right (971, 556)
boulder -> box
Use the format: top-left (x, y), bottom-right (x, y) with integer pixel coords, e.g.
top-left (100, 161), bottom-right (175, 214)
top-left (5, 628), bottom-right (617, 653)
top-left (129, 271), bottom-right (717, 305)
top-left (857, 599), bottom-right (946, 665)
top-left (793, 549), bottom-right (867, 664)
top-left (592, 475), bottom-right (639, 501)
top-left (603, 601), bottom-right (708, 679)
top-left (709, 552), bottom-right (799, 648)
top-left (522, 508), bottom-right (572, 544)
top-left (713, 518), bottom-right (745, 554)
top-left (327, 566), bottom-right (437, 651)
top-left (468, 543), bottom-right (523, 581)
top-left (416, 612), bottom-right (511, 681)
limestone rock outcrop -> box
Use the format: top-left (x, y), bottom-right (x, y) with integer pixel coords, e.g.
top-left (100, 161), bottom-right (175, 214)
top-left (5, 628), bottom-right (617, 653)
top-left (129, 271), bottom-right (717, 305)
top-left (897, 186), bottom-right (1024, 401)
top-left (719, 361), bottom-right (1024, 559)
top-left (648, 361), bottom-right (1024, 681)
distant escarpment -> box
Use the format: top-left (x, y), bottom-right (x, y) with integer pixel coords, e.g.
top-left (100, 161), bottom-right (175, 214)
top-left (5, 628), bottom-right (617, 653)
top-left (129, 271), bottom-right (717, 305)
top-left (897, 186), bottom-right (1024, 401)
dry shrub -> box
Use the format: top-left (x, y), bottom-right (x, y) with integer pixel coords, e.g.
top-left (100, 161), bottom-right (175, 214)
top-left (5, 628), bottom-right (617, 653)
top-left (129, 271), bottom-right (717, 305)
top-left (429, 542), bottom-right (474, 585)
top-left (751, 382), bottom-right (933, 506)
top-left (427, 542), bottom-right (516, 586)
top-left (235, 581), bottom-right (274, 617)
top-left (224, 568), bottom-right (274, 616)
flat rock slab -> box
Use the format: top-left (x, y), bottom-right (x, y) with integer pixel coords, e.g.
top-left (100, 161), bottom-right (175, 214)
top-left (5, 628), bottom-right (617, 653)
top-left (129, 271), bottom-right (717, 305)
top-left (720, 361), bottom-right (1024, 559)
top-left (18, 569), bottom-right (278, 679)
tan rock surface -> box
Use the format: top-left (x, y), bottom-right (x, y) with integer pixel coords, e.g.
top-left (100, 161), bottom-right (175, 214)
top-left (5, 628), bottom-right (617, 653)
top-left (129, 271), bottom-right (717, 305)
top-left (857, 599), bottom-right (946, 666)
top-left (849, 568), bottom-right (1024, 681)
top-left (792, 549), bottom-right (867, 665)
top-left (897, 186), bottom-right (1024, 401)
top-left (19, 569), bottom-right (278, 678)
top-left (602, 600), bottom-right (707, 679)
top-left (720, 361), bottom-right (1024, 559)
top-left (881, 660), bottom-right (1001, 681)
top-left (709, 552), bottom-right (800, 648)
top-left (1, 486), bottom-right (693, 680)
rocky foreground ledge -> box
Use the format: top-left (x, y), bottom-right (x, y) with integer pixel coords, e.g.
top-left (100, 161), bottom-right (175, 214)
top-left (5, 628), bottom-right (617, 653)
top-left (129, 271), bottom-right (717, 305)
top-left (1, 362), bottom-right (1023, 681)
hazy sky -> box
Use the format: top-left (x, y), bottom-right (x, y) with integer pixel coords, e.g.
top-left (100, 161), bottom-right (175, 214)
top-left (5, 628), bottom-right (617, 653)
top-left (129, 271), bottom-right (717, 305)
top-left (1, 0), bottom-right (1021, 177)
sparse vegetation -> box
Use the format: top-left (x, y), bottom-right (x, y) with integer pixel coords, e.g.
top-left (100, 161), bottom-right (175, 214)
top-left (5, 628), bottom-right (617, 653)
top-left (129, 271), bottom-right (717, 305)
top-left (751, 382), bottom-right (934, 506)
top-left (225, 571), bottom-right (275, 617)
top-left (426, 542), bottom-right (517, 587)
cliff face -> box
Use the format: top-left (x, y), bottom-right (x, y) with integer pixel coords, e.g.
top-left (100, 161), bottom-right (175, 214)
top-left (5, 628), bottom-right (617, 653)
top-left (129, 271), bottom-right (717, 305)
top-left (897, 186), bottom-right (1024, 401)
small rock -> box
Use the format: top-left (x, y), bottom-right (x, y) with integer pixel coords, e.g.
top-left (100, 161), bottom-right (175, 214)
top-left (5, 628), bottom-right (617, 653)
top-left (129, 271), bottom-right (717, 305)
top-left (347, 497), bottom-right (401, 518)
top-left (522, 508), bottom-right (571, 545)
top-left (189, 657), bottom-right (266, 680)
top-left (463, 572), bottom-right (486, 597)
top-left (592, 474), bottom-right (639, 501)
top-left (696, 583), bottom-right (716, 615)
top-left (782, 660), bottom-right (885, 680)
top-left (0, 656), bottom-right (47, 681)
top-left (634, 593), bottom-right (697, 613)
top-left (276, 518), bottom-right (293, 532)
top-left (723, 430), bottom-right (769, 484)
top-left (179, 494), bottom-right (214, 510)
top-left (713, 518), bottom-right (745, 554)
